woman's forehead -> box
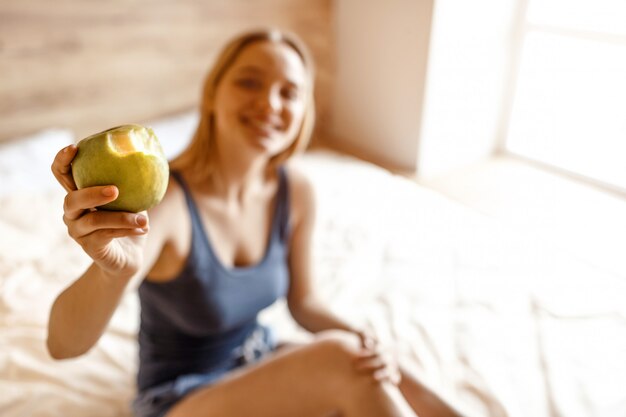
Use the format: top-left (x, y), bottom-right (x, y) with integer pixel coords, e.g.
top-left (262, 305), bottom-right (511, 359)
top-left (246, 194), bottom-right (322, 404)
top-left (229, 41), bottom-right (307, 86)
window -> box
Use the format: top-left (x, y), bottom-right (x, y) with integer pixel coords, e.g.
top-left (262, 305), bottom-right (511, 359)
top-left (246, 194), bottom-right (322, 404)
top-left (505, 0), bottom-right (626, 193)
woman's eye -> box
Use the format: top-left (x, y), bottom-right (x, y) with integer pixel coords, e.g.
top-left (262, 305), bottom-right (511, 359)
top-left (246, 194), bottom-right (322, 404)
top-left (282, 88), bottom-right (299, 101)
top-left (236, 78), bottom-right (262, 89)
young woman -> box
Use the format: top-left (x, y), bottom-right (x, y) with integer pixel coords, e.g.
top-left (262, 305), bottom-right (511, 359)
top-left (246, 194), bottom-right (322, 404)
top-left (48, 29), bottom-right (464, 417)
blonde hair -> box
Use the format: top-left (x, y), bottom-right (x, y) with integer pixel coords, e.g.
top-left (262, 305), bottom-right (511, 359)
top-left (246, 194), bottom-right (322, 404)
top-left (169, 28), bottom-right (316, 180)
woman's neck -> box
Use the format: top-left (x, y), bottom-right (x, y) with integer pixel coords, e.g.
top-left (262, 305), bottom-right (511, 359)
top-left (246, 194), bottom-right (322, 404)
top-left (182, 152), bottom-right (273, 203)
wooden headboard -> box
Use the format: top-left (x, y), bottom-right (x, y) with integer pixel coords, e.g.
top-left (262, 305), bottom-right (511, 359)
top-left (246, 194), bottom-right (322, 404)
top-left (0, 0), bottom-right (333, 142)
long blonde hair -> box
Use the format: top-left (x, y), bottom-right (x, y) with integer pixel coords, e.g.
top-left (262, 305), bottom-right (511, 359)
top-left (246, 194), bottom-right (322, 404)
top-left (169, 28), bottom-right (316, 180)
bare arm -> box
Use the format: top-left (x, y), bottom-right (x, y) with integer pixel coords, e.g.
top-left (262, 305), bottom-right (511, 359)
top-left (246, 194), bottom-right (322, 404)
top-left (46, 144), bottom-right (170, 359)
top-left (285, 166), bottom-right (360, 335)
top-left (48, 264), bottom-right (136, 359)
top-left (286, 165), bottom-right (401, 385)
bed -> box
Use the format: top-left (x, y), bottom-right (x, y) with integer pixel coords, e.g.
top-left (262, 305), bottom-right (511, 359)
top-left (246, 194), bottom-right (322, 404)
top-left (1, 111), bottom-right (625, 417)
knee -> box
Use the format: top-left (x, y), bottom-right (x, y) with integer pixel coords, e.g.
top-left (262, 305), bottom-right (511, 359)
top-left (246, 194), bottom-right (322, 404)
top-left (306, 331), bottom-right (399, 408)
top-left (300, 330), bottom-right (366, 381)
top-left (312, 330), bottom-right (362, 361)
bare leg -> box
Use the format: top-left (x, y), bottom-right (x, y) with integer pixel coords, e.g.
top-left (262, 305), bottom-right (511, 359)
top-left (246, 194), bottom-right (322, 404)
top-left (275, 341), bottom-right (467, 416)
top-left (399, 364), bottom-right (467, 417)
top-left (166, 330), bottom-right (417, 417)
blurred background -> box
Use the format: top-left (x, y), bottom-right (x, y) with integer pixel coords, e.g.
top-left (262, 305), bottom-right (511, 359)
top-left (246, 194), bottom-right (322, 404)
top-left (1, 1), bottom-right (625, 416)
top-left (1, 0), bottom-right (624, 275)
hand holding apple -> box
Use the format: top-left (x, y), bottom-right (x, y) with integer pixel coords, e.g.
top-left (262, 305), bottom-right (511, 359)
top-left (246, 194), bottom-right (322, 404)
top-left (71, 124), bottom-right (169, 213)
top-left (50, 124), bottom-right (168, 280)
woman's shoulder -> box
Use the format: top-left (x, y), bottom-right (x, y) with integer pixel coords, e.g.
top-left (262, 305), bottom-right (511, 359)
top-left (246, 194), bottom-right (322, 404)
top-left (284, 161), bottom-right (315, 197)
top-left (147, 173), bottom-right (188, 231)
top-left (283, 161), bottom-right (316, 224)
top-left (135, 173), bottom-right (191, 286)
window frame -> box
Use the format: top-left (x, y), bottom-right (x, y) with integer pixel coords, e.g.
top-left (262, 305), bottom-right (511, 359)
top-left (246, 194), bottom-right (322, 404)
top-left (496, 0), bottom-right (626, 197)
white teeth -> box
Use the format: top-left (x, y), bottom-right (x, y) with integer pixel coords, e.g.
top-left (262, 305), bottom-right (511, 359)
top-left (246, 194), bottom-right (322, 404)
top-left (246, 117), bottom-right (281, 132)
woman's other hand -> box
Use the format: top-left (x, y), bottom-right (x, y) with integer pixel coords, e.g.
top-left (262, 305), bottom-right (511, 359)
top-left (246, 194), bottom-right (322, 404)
top-left (353, 329), bottom-right (402, 385)
top-left (51, 144), bottom-right (149, 280)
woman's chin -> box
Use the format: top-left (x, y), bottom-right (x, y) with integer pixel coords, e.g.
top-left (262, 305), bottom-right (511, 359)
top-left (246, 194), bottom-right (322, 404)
top-left (236, 127), bottom-right (293, 157)
top-left (243, 132), bottom-right (282, 154)
top-left (243, 135), bottom-right (272, 151)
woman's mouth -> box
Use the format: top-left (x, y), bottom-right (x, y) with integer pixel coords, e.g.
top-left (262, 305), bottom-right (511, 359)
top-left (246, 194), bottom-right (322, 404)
top-left (241, 116), bottom-right (282, 138)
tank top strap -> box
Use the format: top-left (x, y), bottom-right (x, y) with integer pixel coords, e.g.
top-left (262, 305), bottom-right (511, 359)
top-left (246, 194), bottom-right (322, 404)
top-left (274, 166), bottom-right (291, 241)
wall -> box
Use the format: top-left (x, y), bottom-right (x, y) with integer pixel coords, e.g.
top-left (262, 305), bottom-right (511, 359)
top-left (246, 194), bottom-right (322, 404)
top-left (0, 0), bottom-right (333, 142)
top-left (330, 0), bottom-right (518, 176)
top-left (330, 0), bottom-right (434, 172)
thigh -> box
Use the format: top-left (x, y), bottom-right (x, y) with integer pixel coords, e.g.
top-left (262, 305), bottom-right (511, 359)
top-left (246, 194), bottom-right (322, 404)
top-left (166, 330), bottom-right (363, 417)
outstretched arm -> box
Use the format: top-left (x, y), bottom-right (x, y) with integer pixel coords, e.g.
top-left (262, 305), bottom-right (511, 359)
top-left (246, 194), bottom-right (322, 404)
top-left (46, 144), bottom-right (170, 359)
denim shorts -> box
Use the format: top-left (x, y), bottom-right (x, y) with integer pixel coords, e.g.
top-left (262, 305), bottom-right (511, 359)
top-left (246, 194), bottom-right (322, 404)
top-left (132, 325), bottom-right (276, 417)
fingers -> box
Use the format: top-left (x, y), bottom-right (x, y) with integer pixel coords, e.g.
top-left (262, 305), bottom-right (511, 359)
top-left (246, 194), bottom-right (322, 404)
top-left (353, 329), bottom-right (392, 383)
top-left (66, 210), bottom-right (149, 242)
top-left (63, 186), bottom-right (119, 221)
top-left (356, 330), bottom-right (378, 351)
top-left (79, 227), bottom-right (149, 251)
top-left (354, 353), bottom-right (386, 372)
top-left (353, 349), bottom-right (401, 385)
top-left (372, 367), bottom-right (402, 385)
top-left (51, 144), bottom-right (78, 192)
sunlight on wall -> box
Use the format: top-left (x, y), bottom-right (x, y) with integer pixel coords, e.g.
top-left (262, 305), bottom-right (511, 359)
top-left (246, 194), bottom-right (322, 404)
top-left (418, 0), bottom-right (517, 178)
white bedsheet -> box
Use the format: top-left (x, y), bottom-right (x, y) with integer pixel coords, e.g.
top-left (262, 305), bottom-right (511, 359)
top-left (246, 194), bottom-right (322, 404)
top-left (1, 149), bottom-right (625, 417)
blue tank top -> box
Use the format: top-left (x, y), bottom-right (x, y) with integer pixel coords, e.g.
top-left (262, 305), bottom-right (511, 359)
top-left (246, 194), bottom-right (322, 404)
top-left (136, 169), bottom-right (291, 391)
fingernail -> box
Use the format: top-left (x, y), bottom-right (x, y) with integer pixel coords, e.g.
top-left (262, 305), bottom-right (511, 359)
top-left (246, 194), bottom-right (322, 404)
top-left (135, 215), bottom-right (147, 227)
top-left (102, 187), bottom-right (116, 197)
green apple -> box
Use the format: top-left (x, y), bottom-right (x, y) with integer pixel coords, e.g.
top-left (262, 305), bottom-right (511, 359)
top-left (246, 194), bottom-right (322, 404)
top-left (71, 124), bottom-right (169, 213)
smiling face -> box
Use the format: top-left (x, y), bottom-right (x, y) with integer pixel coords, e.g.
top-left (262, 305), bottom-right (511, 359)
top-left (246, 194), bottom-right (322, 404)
top-left (212, 40), bottom-right (308, 158)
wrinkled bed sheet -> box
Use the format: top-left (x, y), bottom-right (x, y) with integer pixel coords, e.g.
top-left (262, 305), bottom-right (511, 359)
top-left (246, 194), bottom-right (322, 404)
top-left (1, 149), bottom-right (625, 417)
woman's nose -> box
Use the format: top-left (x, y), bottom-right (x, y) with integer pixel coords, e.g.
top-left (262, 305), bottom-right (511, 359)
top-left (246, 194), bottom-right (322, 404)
top-left (256, 87), bottom-right (282, 113)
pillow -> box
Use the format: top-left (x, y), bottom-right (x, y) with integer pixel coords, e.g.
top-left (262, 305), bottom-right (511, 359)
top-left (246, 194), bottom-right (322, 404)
top-left (0, 129), bottom-right (75, 198)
